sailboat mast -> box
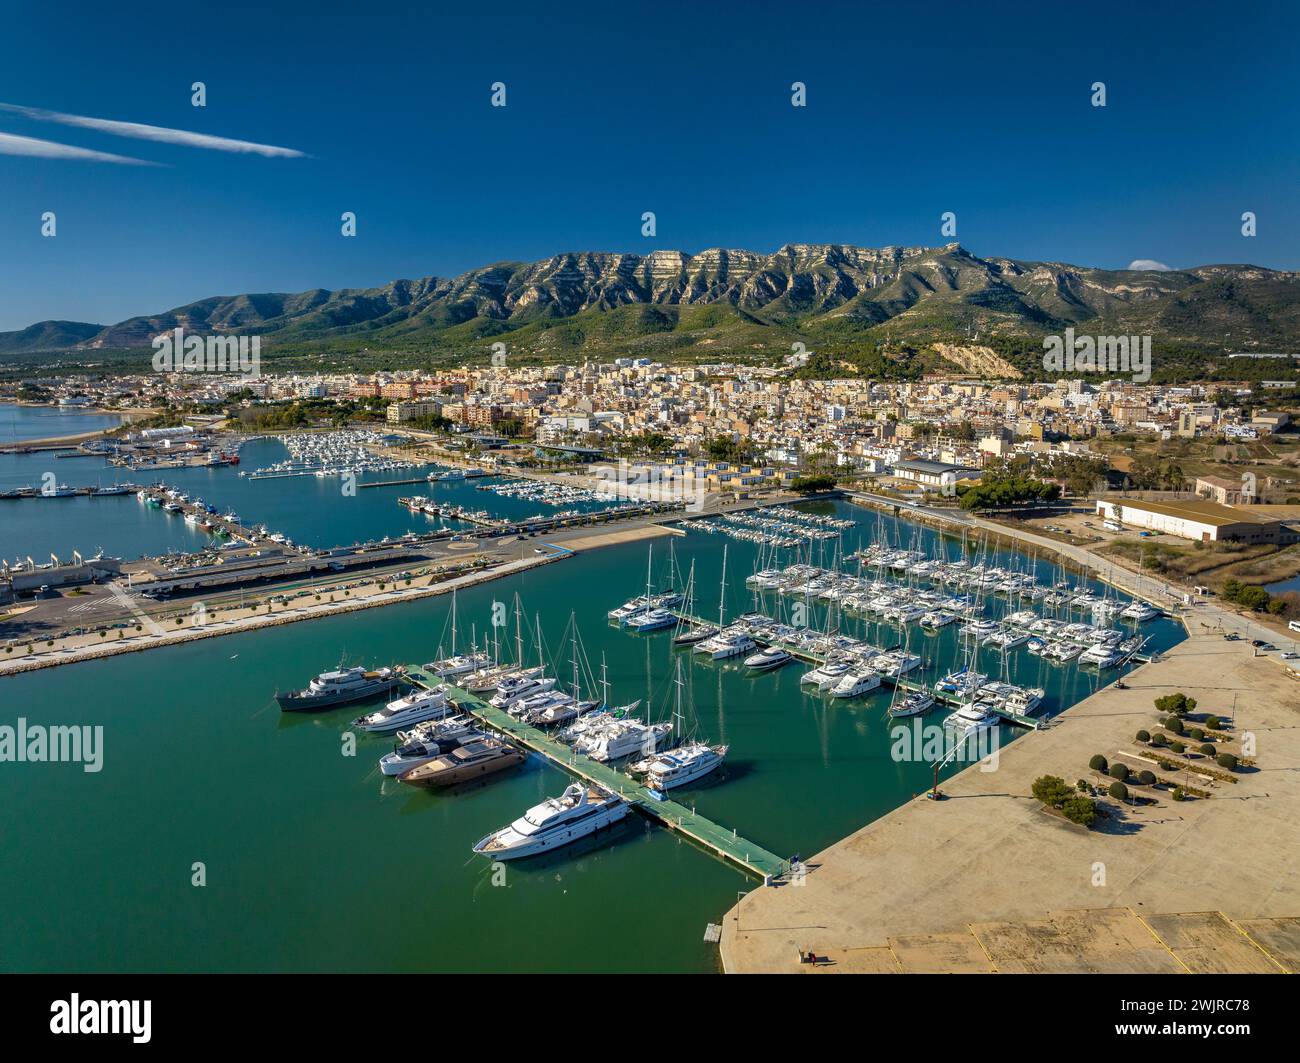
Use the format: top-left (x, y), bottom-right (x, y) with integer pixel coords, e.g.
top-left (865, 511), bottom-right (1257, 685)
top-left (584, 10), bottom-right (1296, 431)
top-left (718, 542), bottom-right (728, 629)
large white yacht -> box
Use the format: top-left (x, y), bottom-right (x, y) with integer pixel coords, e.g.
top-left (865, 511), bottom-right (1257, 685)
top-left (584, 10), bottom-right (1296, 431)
top-left (578, 719), bottom-right (672, 762)
top-left (1121, 600), bottom-right (1159, 621)
top-left (276, 665), bottom-right (399, 712)
top-left (942, 701), bottom-right (1000, 740)
top-left (744, 645), bottom-right (792, 671)
top-left (378, 716), bottom-right (483, 775)
top-left (472, 785), bottom-right (629, 860)
top-left (425, 651), bottom-right (491, 679)
top-left (640, 741), bottom-right (728, 791)
top-left (801, 658), bottom-right (851, 690)
top-left (489, 673), bottom-right (556, 709)
top-left (829, 668), bottom-right (882, 699)
top-left (696, 629), bottom-right (756, 660)
top-left (353, 687), bottom-right (450, 734)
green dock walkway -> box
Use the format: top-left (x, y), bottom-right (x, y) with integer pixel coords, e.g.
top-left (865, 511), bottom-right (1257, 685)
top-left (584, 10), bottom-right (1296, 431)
top-left (404, 666), bottom-right (789, 883)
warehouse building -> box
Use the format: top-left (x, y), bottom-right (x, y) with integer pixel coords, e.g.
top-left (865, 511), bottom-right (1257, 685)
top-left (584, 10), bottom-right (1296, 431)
top-left (1094, 498), bottom-right (1296, 544)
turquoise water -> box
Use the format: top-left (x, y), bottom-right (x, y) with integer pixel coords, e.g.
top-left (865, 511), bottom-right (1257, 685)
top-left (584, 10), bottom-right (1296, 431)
top-left (0, 402), bottom-right (122, 442)
top-left (0, 497), bottom-right (1186, 972)
top-left (0, 438), bottom-right (623, 561)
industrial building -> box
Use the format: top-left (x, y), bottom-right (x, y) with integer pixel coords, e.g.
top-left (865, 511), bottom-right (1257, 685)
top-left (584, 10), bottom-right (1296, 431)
top-left (1094, 498), bottom-right (1296, 543)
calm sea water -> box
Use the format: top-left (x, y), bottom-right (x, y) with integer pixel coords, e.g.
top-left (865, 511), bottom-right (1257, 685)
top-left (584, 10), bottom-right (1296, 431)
top-left (0, 402), bottom-right (122, 442)
top-left (0, 438), bottom-right (623, 562)
top-left (0, 496), bottom-right (1186, 972)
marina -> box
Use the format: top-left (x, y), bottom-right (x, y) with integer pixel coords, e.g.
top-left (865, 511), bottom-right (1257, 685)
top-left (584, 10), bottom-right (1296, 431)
top-left (402, 665), bottom-right (788, 881)
top-left (0, 487), bottom-right (1191, 973)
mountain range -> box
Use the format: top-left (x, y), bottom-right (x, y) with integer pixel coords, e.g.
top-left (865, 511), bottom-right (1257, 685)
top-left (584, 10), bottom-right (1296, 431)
top-left (4, 244), bottom-right (1298, 378)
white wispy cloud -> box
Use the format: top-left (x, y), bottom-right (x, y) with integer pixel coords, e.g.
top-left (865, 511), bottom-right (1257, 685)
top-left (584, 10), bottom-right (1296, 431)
top-left (1127, 259), bottom-right (1171, 271)
top-left (0, 102), bottom-right (306, 158)
top-left (0, 131), bottom-right (157, 165)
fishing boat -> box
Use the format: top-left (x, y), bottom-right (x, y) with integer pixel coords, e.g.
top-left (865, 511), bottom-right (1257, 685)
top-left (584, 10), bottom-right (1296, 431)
top-left (275, 665), bottom-right (400, 712)
top-left (472, 784), bottom-right (629, 860)
top-left (398, 737), bottom-right (526, 788)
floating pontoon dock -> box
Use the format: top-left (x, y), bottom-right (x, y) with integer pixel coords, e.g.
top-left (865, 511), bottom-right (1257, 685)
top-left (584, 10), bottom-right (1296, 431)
top-left (403, 665), bottom-right (789, 883)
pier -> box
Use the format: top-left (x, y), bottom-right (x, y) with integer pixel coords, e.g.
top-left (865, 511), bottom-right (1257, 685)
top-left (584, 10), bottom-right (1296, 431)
top-left (403, 665), bottom-right (789, 883)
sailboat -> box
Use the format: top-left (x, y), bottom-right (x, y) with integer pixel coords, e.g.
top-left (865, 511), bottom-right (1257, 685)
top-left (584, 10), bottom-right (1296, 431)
top-left (424, 588), bottom-right (490, 677)
top-left (631, 658), bottom-right (728, 791)
top-left (674, 557), bottom-right (717, 645)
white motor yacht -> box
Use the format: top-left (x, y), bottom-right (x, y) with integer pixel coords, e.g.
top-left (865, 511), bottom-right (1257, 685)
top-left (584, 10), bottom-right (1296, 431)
top-left (489, 673), bottom-right (555, 708)
top-left (641, 742), bottom-right (728, 792)
top-left (744, 645), bottom-right (792, 671)
top-left (801, 658), bottom-right (851, 690)
top-left (943, 701), bottom-right (999, 740)
top-left (353, 687), bottom-right (450, 734)
top-left (578, 720), bottom-right (672, 762)
top-left (697, 630), bottom-right (756, 660)
top-left (829, 668), bottom-right (882, 699)
top-left (472, 784), bottom-right (629, 860)
top-left (378, 716), bottom-right (482, 775)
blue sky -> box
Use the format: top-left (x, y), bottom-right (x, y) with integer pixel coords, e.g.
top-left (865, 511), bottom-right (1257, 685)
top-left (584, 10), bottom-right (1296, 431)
top-left (1, 0), bottom-right (1297, 331)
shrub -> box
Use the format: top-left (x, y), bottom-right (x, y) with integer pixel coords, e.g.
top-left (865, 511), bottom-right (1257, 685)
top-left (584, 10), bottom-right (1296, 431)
top-left (1151, 733), bottom-right (1168, 747)
top-left (1088, 754), bottom-right (1108, 772)
top-left (1170, 741), bottom-right (1186, 755)
top-left (1199, 743), bottom-right (1216, 757)
top-left (1109, 781), bottom-right (1129, 801)
top-left (1061, 796), bottom-right (1097, 827)
top-left (1217, 753), bottom-right (1238, 771)
top-left (1173, 787), bottom-right (1186, 802)
top-left (1205, 715), bottom-right (1221, 730)
top-left (1189, 727), bottom-right (1205, 741)
top-left (1137, 770), bottom-right (1156, 785)
top-left (1164, 717), bottom-right (1184, 735)
top-left (1109, 763), bottom-right (1130, 782)
top-left (1159, 759), bottom-right (1177, 772)
top-left (1155, 692), bottom-right (1197, 716)
top-left (1135, 729), bottom-right (1151, 743)
top-left (1076, 779), bottom-right (1091, 795)
top-left (1032, 775), bottom-right (1074, 807)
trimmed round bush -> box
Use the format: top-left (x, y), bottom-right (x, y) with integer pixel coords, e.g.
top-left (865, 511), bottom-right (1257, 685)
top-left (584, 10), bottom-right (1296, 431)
top-left (1216, 753), bottom-right (1238, 771)
top-left (1109, 763), bottom-right (1130, 782)
top-left (1170, 741), bottom-right (1186, 755)
top-left (1137, 770), bottom-right (1156, 786)
top-left (1199, 743), bottom-right (1216, 757)
top-left (1165, 717), bottom-right (1184, 735)
top-left (1189, 727), bottom-right (1205, 741)
top-left (1151, 733), bottom-right (1168, 747)
top-left (1089, 754), bottom-right (1108, 772)
top-left (1109, 781), bottom-right (1129, 801)
top-left (1135, 729), bottom-right (1151, 743)
top-left (1205, 715), bottom-right (1221, 730)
